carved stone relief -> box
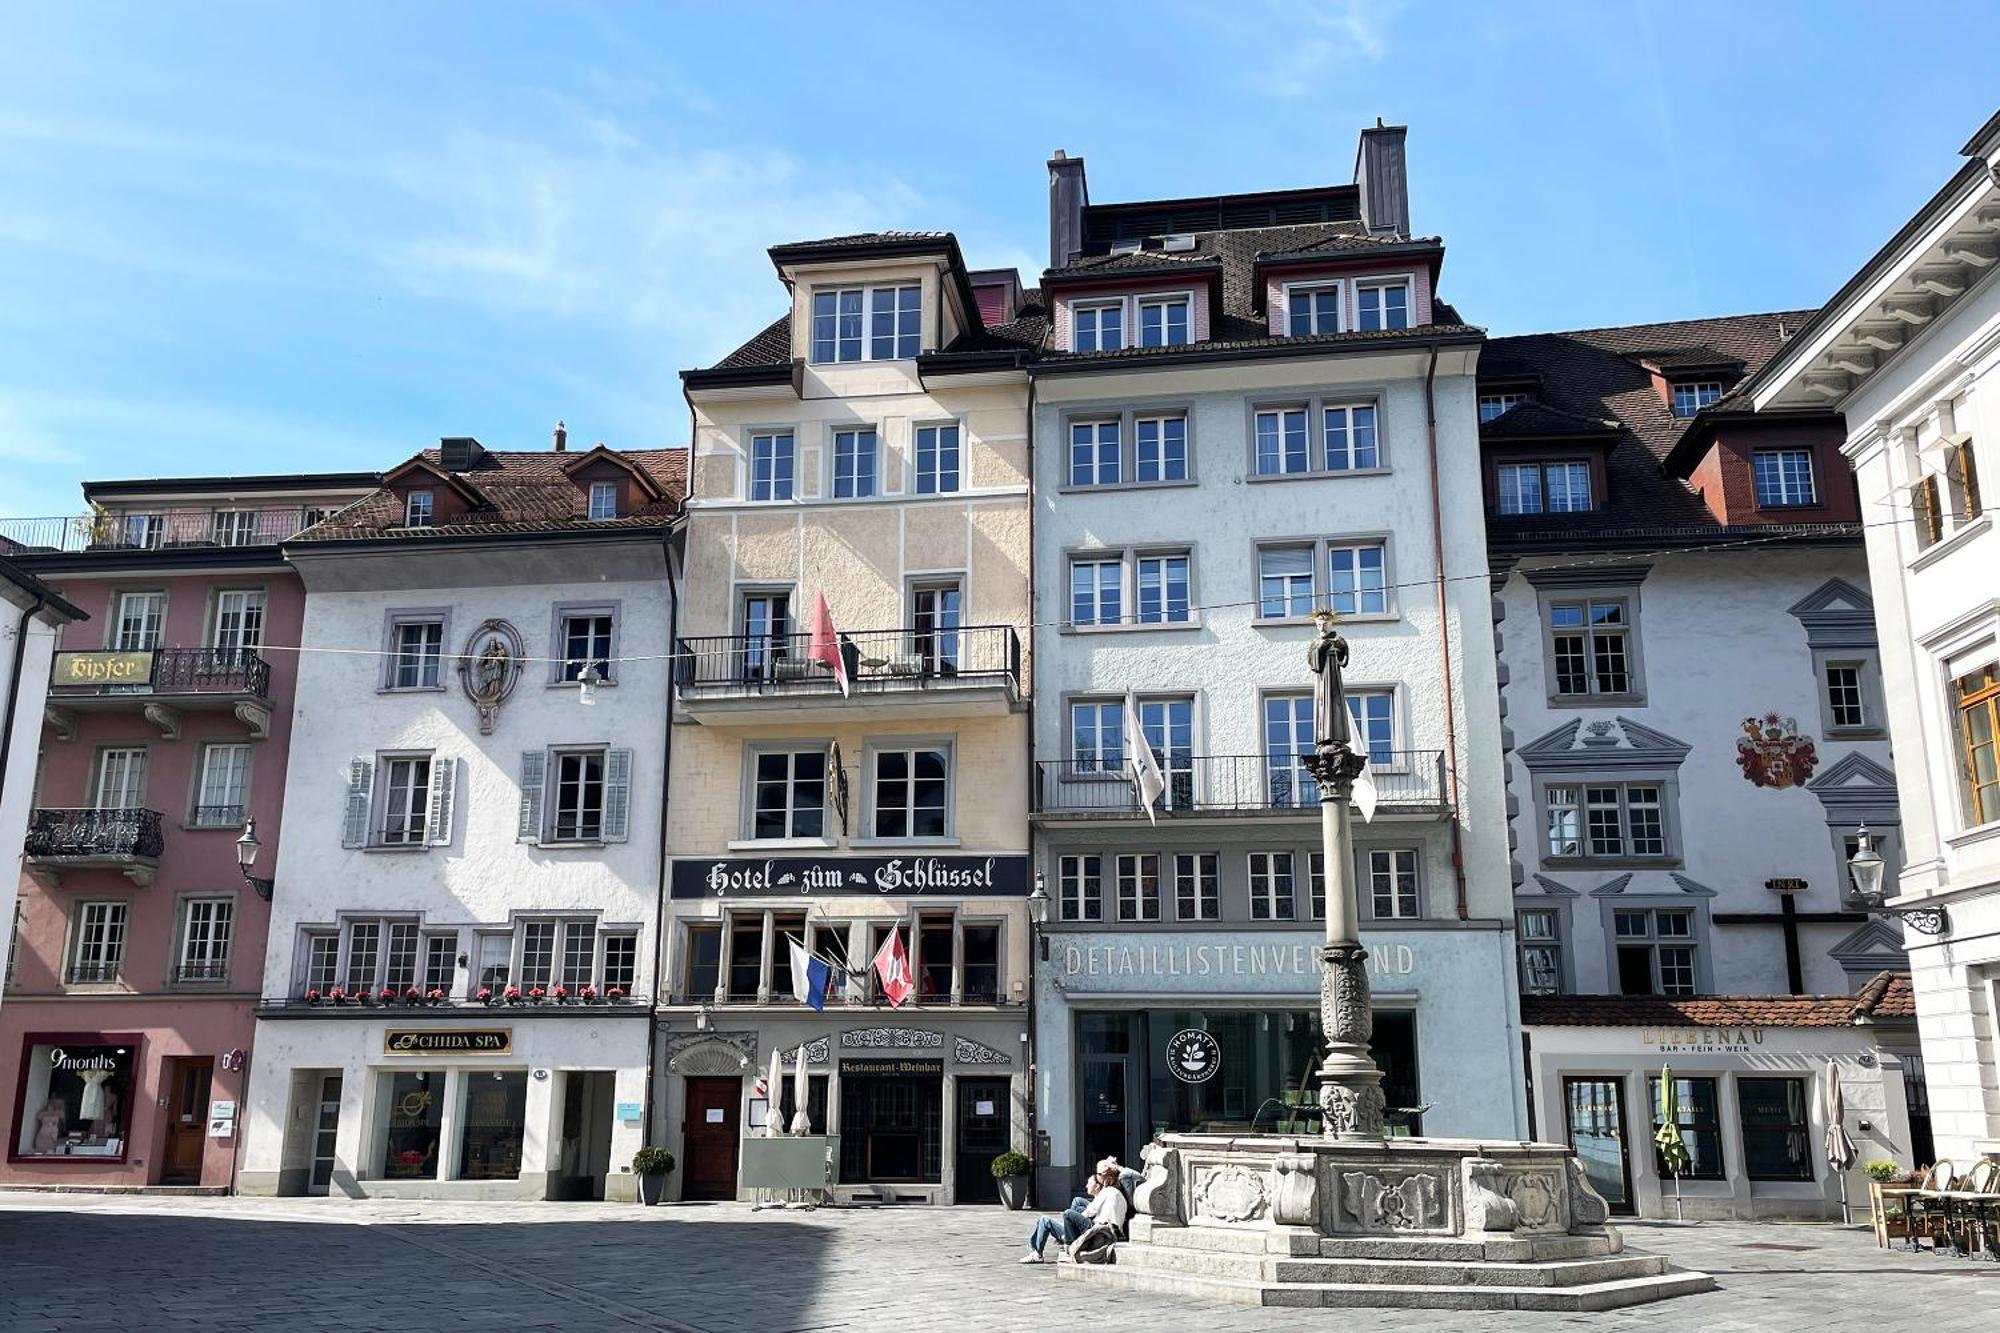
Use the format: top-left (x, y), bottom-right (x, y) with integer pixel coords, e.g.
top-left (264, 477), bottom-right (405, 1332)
top-left (1193, 1165), bottom-right (1270, 1225)
top-left (952, 1035), bottom-right (1012, 1066)
top-left (1507, 1171), bottom-right (1562, 1231)
top-left (840, 1027), bottom-right (944, 1050)
top-left (665, 1032), bottom-right (757, 1076)
top-left (1341, 1170), bottom-right (1444, 1232)
top-left (1272, 1154), bottom-right (1319, 1227)
top-left (1463, 1158), bottom-right (1520, 1233)
top-left (1133, 1142), bottom-right (1182, 1225)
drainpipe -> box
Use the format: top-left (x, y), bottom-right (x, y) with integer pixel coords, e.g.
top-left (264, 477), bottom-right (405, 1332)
top-left (0, 592), bottom-right (48, 809)
top-left (1421, 344), bottom-right (1471, 921)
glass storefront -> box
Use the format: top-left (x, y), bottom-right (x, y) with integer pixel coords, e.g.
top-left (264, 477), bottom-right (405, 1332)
top-left (1073, 1008), bottom-right (1419, 1167)
top-left (838, 1060), bottom-right (942, 1184)
top-left (12, 1040), bottom-right (137, 1160)
top-left (458, 1071), bottom-right (527, 1180)
top-left (376, 1070), bottom-right (443, 1178)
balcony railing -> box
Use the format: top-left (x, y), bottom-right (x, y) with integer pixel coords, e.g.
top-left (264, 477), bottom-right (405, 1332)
top-left (191, 805), bottom-right (246, 829)
top-left (65, 962), bottom-right (122, 985)
top-left (50, 647), bottom-right (271, 700)
top-left (174, 961), bottom-right (231, 984)
top-left (676, 625), bottom-right (1020, 697)
top-left (1035, 751), bottom-right (1450, 817)
top-left (0, 506), bottom-right (325, 553)
top-left (25, 808), bottom-right (167, 861)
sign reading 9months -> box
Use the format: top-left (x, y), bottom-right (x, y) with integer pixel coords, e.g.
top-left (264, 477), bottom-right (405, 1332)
top-left (1165, 1029), bottom-right (1221, 1083)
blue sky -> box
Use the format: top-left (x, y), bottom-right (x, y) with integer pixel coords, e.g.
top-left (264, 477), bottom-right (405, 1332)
top-left (1, 2), bottom-right (1992, 515)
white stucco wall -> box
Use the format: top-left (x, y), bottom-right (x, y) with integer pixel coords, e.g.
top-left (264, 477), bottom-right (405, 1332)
top-left (240, 539), bottom-right (671, 1194)
top-left (0, 589), bottom-right (65, 992)
top-left (1499, 547), bottom-right (1895, 999)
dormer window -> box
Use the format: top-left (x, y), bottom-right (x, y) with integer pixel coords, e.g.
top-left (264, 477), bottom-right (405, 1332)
top-left (1287, 284), bottom-right (1342, 336)
top-left (1137, 296), bottom-right (1191, 347)
top-left (1497, 461), bottom-right (1592, 515)
top-left (1752, 449), bottom-right (1816, 507)
top-left (405, 490), bottom-right (435, 528)
top-left (587, 481), bottom-right (618, 521)
top-left (1356, 280), bottom-right (1409, 332)
top-left (811, 285), bottom-right (920, 363)
top-left (1479, 393), bottom-right (1526, 423)
top-left (1074, 301), bottom-right (1124, 353)
top-left (1670, 381), bottom-right (1722, 417)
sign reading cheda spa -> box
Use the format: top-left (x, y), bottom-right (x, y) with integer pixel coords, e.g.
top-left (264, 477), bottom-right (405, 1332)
top-left (383, 1029), bottom-right (512, 1056)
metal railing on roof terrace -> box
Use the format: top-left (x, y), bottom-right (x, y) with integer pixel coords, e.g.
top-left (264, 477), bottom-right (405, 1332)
top-left (675, 625), bottom-right (1021, 696)
top-left (1035, 751), bottom-right (1450, 817)
top-left (0, 506), bottom-right (329, 553)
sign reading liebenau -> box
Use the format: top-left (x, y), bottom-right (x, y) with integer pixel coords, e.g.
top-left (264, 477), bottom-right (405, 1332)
top-left (383, 1029), bottom-right (511, 1056)
top-left (52, 651), bottom-right (153, 687)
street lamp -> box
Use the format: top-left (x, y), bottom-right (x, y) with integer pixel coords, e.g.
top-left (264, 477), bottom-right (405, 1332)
top-left (1027, 869), bottom-right (1051, 961)
top-left (234, 818), bottom-right (274, 901)
top-left (1846, 825), bottom-right (1886, 905)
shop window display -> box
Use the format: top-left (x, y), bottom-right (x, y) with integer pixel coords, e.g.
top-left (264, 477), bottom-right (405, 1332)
top-left (13, 1040), bottom-right (137, 1159)
top-left (377, 1070), bottom-right (443, 1178)
top-left (458, 1071), bottom-right (528, 1180)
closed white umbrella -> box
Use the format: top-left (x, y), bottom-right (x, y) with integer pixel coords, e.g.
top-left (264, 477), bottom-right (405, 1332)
top-left (790, 1043), bottom-right (813, 1135)
top-left (1824, 1061), bottom-right (1858, 1224)
top-left (766, 1047), bottom-right (788, 1138)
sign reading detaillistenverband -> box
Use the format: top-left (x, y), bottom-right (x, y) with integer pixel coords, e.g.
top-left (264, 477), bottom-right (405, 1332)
top-left (383, 1029), bottom-right (512, 1055)
top-left (670, 855), bottom-right (1030, 899)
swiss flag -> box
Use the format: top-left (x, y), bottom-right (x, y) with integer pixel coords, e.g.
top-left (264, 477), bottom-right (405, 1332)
top-left (805, 591), bottom-right (850, 697)
top-left (872, 928), bottom-right (914, 1008)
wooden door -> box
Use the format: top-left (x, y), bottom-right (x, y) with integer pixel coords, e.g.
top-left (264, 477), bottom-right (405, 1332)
top-left (161, 1058), bottom-right (212, 1184)
top-left (683, 1077), bottom-right (741, 1201)
top-left (953, 1078), bottom-right (1009, 1204)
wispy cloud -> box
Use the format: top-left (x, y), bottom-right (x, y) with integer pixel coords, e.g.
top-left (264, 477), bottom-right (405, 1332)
top-left (1262, 0), bottom-right (1404, 98)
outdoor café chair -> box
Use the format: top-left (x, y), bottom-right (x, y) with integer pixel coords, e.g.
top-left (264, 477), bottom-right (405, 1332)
top-left (1907, 1160), bottom-right (1957, 1253)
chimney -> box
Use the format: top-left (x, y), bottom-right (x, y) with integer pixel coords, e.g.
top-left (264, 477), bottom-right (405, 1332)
top-left (552, 420), bottom-right (567, 452)
top-left (1048, 150), bottom-right (1090, 270)
top-left (1353, 120), bottom-right (1410, 240)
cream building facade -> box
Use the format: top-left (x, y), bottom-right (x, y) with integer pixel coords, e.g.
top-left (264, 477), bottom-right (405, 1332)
top-left (661, 233), bottom-right (1041, 1203)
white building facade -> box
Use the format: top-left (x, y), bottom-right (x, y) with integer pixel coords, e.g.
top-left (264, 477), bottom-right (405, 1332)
top-left (238, 438), bottom-right (681, 1201)
top-left (1028, 129), bottom-right (1523, 1202)
top-left (0, 558), bottom-right (84, 995)
top-left (1751, 112), bottom-right (2000, 1164)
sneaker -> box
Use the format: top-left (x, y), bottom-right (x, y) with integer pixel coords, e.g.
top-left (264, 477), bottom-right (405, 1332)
top-left (1018, 1252), bottom-right (1044, 1264)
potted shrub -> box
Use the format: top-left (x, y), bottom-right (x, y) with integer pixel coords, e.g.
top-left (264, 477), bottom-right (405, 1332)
top-left (552, 985), bottom-right (570, 1004)
top-left (504, 986), bottom-right (522, 1006)
top-left (607, 985), bottom-right (627, 1002)
top-left (991, 1150), bottom-right (1033, 1210)
top-left (403, 986), bottom-right (423, 1006)
top-left (580, 985), bottom-right (599, 1002)
top-left (304, 988), bottom-right (322, 1006)
top-left (425, 988), bottom-right (446, 1006)
top-left (475, 986), bottom-right (494, 1005)
top-left (327, 986), bottom-right (348, 1005)
top-left (528, 986), bottom-right (547, 1004)
top-left (632, 1146), bottom-right (675, 1206)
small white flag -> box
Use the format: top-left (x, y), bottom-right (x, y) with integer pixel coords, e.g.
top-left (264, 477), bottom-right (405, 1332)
top-left (1125, 697), bottom-right (1166, 825)
top-left (1352, 761), bottom-right (1378, 824)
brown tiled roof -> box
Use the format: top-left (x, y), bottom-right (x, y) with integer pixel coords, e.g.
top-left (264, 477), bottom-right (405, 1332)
top-left (295, 447), bottom-right (686, 543)
top-left (1482, 310), bottom-right (1836, 540)
top-left (1852, 971), bottom-right (1916, 1020)
top-left (1035, 321), bottom-right (1482, 367)
top-left (1520, 982), bottom-right (1914, 1029)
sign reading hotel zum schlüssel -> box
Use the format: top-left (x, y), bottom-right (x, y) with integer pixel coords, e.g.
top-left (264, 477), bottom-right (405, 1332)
top-left (51, 650), bottom-right (154, 688)
top-left (670, 854), bottom-right (1030, 899)
top-left (383, 1029), bottom-right (512, 1056)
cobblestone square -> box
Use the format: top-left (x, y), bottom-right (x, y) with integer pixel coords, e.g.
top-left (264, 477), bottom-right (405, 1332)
top-left (1, 1193), bottom-right (1996, 1332)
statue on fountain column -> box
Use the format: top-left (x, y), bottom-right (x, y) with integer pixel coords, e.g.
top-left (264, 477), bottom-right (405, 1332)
top-left (1306, 610), bottom-right (1352, 753)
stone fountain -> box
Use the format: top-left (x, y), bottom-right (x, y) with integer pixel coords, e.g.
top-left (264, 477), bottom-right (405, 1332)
top-left (1058, 613), bottom-right (1713, 1312)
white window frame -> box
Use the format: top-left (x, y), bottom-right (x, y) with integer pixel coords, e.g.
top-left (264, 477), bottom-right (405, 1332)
top-left (1355, 277), bottom-right (1411, 332)
top-left (1612, 906), bottom-right (1702, 996)
top-left (1114, 852), bottom-right (1163, 922)
top-left (375, 754), bottom-right (435, 847)
top-left (748, 431), bottom-right (796, 502)
top-left (211, 509), bottom-right (258, 545)
top-left (174, 895), bottom-right (234, 984)
top-left (1252, 397), bottom-right (1385, 478)
top-left (1670, 381), bottom-right (1723, 417)
top-left (1366, 848), bottom-right (1421, 919)
top-left (1066, 547), bottom-right (1195, 630)
top-left (1517, 907), bottom-right (1564, 995)
top-left (112, 590), bottom-right (165, 651)
top-left (1479, 392), bottom-right (1526, 423)
top-left (404, 490), bottom-right (435, 528)
top-left (382, 611), bottom-right (448, 691)
top-left (1136, 293), bottom-right (1192, 348)
top-left (746, 746), bottom-right (829, 842)
top-left (548, 747), bottom-right (608, 844)
top-left (914, 422), bottom-right (962, 495)
top-left (1255, 537), bottom-right (1394, 623)
top-left (1133, 414), bottom-right (1189, 483)
top-left (1752, 448), bottom-right (1817, 507)
top-left (1283, 281), bottom-right (1343, 336)
top-left (69, 900), bottom-right (128, 983)
top-left (810, 284), bottom-right (921, 363)
top-left (210, 588), bottom-right (266, 655)
top-left (1068, 418), bottom-right (1122, 487)
top-left (1172, 851), bottom-right (1220, 921)
top-left (553, 603), bottom-right (619, 685)
top-left (1058, 853), bottom-right (1104, 922)
top-left (1545, 595), bottom-right (1638, 699)
top-left (1497, 459), bottom-right (1593, 515)
top-left (587, 481), bottom-right (618, 520)
top-left (865, 741), bottom-right (953, 842)
top-left (1067, 699), bottom-right (1123, 773)
top-left (192, 742), bottom-right (250, 828)
top-left (1248, 850), bottom-right (1297, 921)
top-left (1071, 299), bottom-right (1125, 354)
top-left (93, 745), bottom-right (148, 810)
top-left (1545, 780), bottom-right (1674, 861)
top-left (831, 427), bottom-right (879, 499)
top-left (1067, 555), bottom-right (1124, 628)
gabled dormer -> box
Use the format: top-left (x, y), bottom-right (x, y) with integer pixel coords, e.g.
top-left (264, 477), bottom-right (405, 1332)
top-left (1042, 249), bottom-right (1221, 352)
top-left (1479, 404), bottom-right (1621, 519)
top-left (1253, 235), bottom-right (1444, 339)
top-left (383, 455), bottom-right (492, 530)
top-left (1661, 406), bottom-right (1856, 526)
top-left (1625, 347), bottom-right (1746, 418)
top-left (767, 232), bottom-right (982, 370)
top-left (560, 443), bottom-right (666, 521)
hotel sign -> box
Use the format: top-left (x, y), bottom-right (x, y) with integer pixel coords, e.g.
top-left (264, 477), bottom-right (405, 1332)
top-left (670, 854), bottom-right (1030, 900)
top-left (383, 1028), bottom-right (512, 1056)
top-left (52, 651), bottom-right (153, 687)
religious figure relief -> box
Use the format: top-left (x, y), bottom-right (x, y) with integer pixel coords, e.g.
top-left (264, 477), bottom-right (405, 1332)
top-left (456, 620), bottom-right (525, 735)
top-left (1318, 1083), bottom-right (1386, 1139)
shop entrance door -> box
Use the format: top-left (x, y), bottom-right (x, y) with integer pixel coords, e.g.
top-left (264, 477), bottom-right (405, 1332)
top-left (308, 1073), bottom-right (342, 1195)
top-left (683, 1077), bottom-right (741, 1200)
top-left (160, 1058), bottom-right (212, 1184)
top-left (555, 1071), bottom-right (616, 1200)
top-left (953, 1078), bottom-right (1009, 1204)
top-left (1080, 1056), bottom-right (1130, 1170)
top-left (1563, 1077), bottom-right (1634, 1215)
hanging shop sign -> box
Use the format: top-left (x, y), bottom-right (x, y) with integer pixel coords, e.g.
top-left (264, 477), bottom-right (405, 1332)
top-left (51, 651), bottom-right (153, 688)
top-left (1764, 878), bottom-right (1808, 894)
top-left (671, 854), bottom-right (1030, 900)
top-left (1165, 1029), bottom-right (1222, 1083)
top-left (383, 1029), bottom-right (512, 1056)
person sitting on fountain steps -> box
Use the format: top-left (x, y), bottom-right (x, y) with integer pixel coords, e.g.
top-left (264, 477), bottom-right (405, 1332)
top-left (1020, 1166), bottom-right (1127, 1263)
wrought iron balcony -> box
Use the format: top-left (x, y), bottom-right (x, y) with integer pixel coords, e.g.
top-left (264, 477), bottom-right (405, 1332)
top-left (0, 505), bottom-right (324, 553)
top-left (50, 647), bottom-right (271, 700)
top-left (675, 625), bottom-right (1021, 718)
top-left (65, 962), bottom-right (123, 985)
top-left (1034, 750), bottom-right (1451, 819)
top-left (25, 808), bottom-right (165, 887)
top-left (173, 962), bottom-right (231, 984)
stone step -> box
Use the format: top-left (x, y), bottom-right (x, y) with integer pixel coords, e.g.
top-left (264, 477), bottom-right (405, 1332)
top-left (1113, 1243), bottom-right (1664, 1288)
top-left (1141, 1224), bottom-right (1620, 1264)
top-left (1060, 1262), bottom-right (1716, 1312)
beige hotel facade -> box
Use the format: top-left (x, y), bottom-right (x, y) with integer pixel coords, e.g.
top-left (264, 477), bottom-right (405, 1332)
top-left (656, 233), bottom-right (1041, 1203)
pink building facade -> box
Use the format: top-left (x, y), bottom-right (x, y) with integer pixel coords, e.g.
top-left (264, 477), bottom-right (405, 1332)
top-left (0, 475), bottom-right (374, 1187)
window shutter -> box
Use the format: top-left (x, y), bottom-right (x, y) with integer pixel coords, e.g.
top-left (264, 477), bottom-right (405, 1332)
top-left (602, 748), bottom-right (633, 843)
top-left (1956, 442), bottom-right (1983, 520)
top-left (427, 758), bottom-right (456, 846)
top-left (517, 751), bottom-right (546, 843)
top-left (1914, 475), bottom-right (1943, 545)
top-left (342, 758), bottom-right (373, 848)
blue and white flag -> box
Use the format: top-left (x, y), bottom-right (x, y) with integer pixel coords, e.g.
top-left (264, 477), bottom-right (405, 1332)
top-left (789, 940), bottom-right (829, 1012)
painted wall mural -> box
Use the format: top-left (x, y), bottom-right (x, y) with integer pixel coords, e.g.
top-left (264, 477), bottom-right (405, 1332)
top-left (1736, 713), bottom-right (1819, 789)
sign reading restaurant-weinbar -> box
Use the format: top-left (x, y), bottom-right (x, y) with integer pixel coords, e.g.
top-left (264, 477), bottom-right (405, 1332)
top-left (671, 854), bottom-right (1029, 899)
